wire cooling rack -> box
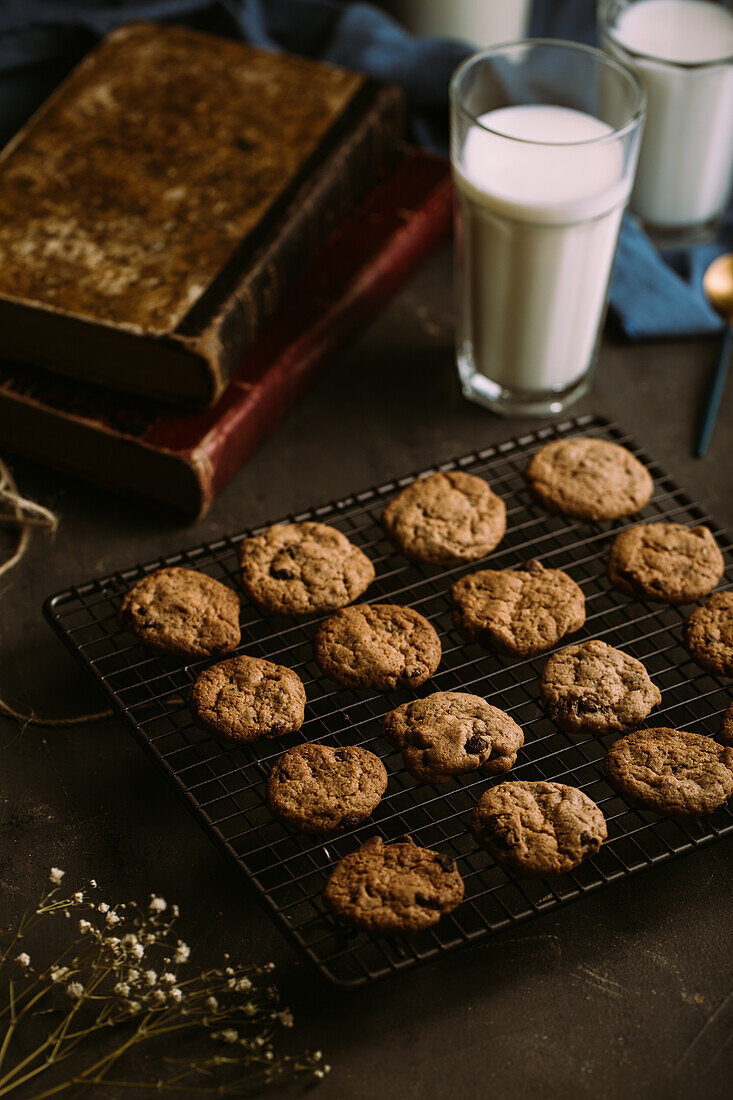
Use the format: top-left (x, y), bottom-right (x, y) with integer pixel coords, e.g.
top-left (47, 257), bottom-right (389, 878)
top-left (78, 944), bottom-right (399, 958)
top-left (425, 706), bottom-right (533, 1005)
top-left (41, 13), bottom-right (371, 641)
top-left (44, 414), bottom-right (733, 987)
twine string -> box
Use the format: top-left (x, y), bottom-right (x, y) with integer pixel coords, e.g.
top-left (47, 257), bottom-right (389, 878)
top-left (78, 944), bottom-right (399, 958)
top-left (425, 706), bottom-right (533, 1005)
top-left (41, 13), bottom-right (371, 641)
top-left (0, 458), bottom-right (112, 727)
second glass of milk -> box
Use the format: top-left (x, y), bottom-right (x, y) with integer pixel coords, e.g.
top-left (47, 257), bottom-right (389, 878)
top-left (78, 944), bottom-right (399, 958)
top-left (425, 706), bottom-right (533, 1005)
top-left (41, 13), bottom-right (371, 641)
top-left (600, 0), bottom-right (733, 241)
top-left (451, 41), bottom-right (645, 417)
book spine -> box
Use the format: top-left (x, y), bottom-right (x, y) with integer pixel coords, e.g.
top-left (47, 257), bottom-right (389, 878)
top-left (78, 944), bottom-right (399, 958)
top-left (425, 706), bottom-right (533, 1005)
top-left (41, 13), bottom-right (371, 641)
top-left (191, 166), bottom-right (453, 516)
top-left (197, 84), bottom-right (406, 398)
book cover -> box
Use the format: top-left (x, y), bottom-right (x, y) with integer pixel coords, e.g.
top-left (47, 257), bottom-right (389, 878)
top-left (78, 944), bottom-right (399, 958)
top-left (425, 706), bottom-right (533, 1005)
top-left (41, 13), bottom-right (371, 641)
top-left (0, 22), bottom-right (404, 406)
top-left (0, 148), bottom-right (452, 519)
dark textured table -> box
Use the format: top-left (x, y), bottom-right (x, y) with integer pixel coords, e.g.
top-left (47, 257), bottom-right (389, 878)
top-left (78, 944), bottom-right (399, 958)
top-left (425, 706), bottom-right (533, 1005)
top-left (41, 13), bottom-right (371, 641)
top-left (1, 243), bottom-right (731, 1100)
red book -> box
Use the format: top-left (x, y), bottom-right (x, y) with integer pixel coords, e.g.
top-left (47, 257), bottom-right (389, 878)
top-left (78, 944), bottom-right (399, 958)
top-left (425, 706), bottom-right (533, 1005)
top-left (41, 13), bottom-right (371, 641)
top-left (0, 147), bottom-right (451, 519)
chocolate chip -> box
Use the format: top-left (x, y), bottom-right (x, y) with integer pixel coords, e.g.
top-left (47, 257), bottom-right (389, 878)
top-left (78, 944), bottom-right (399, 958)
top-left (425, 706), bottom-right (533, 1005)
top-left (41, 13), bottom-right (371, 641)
top-left (464, 734), bottom-right (488, 755)
top-left (415, 893), bottom-right (442, 909)
top-left (435, 854), bottom-right (456, 873)
top-left (524, 559), bottom-right (544, 575)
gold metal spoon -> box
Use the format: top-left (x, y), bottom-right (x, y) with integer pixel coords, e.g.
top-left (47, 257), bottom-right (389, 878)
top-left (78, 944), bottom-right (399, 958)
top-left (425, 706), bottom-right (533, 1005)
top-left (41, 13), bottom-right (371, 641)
top-left (696, 253), bottom-right (733, 457)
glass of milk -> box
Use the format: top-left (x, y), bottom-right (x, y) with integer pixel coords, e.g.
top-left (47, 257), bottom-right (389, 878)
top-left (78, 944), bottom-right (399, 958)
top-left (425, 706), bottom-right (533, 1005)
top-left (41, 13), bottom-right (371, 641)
top-left (600, 0), bottom-right (733, 242)
top-left (451, 40), bottom-right (645, 417)
top-left (379, 1), bottom-right (532, 45)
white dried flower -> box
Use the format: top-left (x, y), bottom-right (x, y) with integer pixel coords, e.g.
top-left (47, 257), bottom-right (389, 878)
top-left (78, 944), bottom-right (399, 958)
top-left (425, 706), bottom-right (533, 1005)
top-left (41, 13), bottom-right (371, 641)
top-left (151, 989), bottom-right (166, 1004)
top-left (205, 996), bottom-right (219, 1011)
top-left (236, 977), bottom-right (252, 992)
top-left (114, 982), bottom-right (130, 997)
top-left (221, 1029), bottom-right (238, 1044)
top-left (127, 1000), bottom-right (141, 1013)
top-left (50, 966), bottom-right (69, 983)
top-left (278, 1009), bottom-right (294, 1028)
top-left (313, 1051), bottom-right (322, 1061)
top-left (106, 937), bottom-right (120, 949)
top-left (49, 868), bottom-right (65, 885)
top-left (97, 902), bottom-right (109, 914)
top-left (265, 1051), bottom-right (274, 1061)
top-left (122, 934), bottom-right (138, 947)
top-left (225, 966), bottom-right (235, 976)
top-left (106, 912), bottom-right (120, 926)
top-left (72, 891), bottom-right (83, 903)
top-left (149, 895), bottom-right (167, 912)
top-left (143, 933), bottom-right (156, 945)
top-left (127, 968), bottom-right (140, 982)
top-left (174, 942), bottom-right (190, 964)
top-left (130, 943), bottom-right (144, 960)
top-left (66, 981), bottom-right (84, 1000)
top-left (314, 1069), bottom-right (325, 1080)
top-left (89, 878), bottom-right (97, 888)
top-left (78, 919), bottom-right (92, 934)
top-left (169, 988), bottom-right (182, 1003)
top-left (15, 952), bottom-right (31, 968)
top-left (161, 972), bottom-right (176, 985)
top-left (144, 969), bottom-right (157, 986)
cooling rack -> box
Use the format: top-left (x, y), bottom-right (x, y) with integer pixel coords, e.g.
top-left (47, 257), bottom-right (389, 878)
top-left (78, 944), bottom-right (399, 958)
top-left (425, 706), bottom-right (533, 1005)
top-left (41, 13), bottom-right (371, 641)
top-left (44, 414), bottom-right (733, 987)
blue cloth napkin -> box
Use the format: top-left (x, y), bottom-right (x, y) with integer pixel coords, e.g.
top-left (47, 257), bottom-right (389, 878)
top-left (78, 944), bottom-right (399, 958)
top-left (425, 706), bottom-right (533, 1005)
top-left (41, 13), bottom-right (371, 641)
top-left (0, 0), bottom-right (728, 338)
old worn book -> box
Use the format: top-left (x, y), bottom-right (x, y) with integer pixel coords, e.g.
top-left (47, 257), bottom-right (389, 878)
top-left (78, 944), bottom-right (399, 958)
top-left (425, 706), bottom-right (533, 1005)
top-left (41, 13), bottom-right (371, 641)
top-left (0, 147), bottom-right (452, 519)
top-left (0, 22), bottom-right (404, 406)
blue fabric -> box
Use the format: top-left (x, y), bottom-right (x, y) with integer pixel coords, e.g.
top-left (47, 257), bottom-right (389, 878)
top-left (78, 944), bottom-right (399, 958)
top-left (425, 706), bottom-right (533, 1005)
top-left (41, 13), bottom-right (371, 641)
top-left (0, 0), bottom-right (728, 338)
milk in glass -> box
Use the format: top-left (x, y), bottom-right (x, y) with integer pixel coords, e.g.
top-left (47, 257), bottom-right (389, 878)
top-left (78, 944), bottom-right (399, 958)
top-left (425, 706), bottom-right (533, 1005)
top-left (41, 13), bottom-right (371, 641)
top-left (603, 0), bottom-right (733, 229)
top-left (454, 105), bottom-right (630, 397)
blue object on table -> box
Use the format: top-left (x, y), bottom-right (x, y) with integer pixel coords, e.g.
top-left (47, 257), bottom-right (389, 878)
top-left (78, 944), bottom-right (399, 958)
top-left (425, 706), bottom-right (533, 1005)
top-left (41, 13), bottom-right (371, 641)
top-left (0, 0), bottom-right (730, 341)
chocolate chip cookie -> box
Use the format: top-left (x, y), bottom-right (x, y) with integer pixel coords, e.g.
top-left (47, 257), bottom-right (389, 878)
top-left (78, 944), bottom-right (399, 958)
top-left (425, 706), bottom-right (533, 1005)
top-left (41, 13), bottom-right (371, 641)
top-left (190, 655), bottom-right (306, 743)
top-left (266, 744), bottom-right (387, 833)
top-left (382, 470), bottom-right (506, 565)
top-left (608, 523), bottom-right (724, 603)
top-left (239, 521), bottom-right (374, 616)
top-left (526, 438), bottom-right (653, 521)
top-left (470, 781), bottom-right (607, 877)
top-left (685, 590), bottom-right (733, 675)
top-left (451, 561), bottom-right (585, 657)
top-left (382, 691), bottom-right (524, 783)
top-left (605, 727), bottom-right (733, 816)
top-left (720, 703), bottom-right (733, 747)
top-left (314, 603), bottom-right (441, 690)
top-left (323, 836), bottom-right (464, 933)
top-left (541, 640), bottom-right (661, 735)
top-left (119, 567), bottom-right (240, 658)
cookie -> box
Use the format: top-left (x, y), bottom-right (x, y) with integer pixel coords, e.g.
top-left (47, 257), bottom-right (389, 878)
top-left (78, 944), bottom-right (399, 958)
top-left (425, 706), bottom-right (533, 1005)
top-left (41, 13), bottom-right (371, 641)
top-left (526, 438), bottom-right (653, 521)
top-left (720, 703), bottom-right (733, 747)
top-left (266, 744), bottom-right (387, 833)
top-left (190, 655), bottom-right (305, 743)
top-left (119, 567), bottom-right (240, 658)
top-left (470, 781), bottom-right (607, 877)
top-left (541, 640), bottom-right (661, 735)
top-left (323, 836), bottom-right (464, 933)
top-left (451, 560), bottom-right (585, 657)
top-left (608, 523), bottom-right (724, 603)
top-left (382, 691), bottom-right (523, 783)
top-left (239, 521), bottom-right (374, 617)
top-left (382, 470), bottom-right (506, 565)
top-left (605, 727), bottom-right (733, 816)
top-left (314, 603), bottom-right (441, 691)
top-left (685, 591), bottom-right (733, 675)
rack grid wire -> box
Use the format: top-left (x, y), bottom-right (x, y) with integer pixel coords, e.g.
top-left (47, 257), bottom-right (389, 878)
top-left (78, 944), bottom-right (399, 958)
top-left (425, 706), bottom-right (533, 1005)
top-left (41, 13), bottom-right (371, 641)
top-left (44, 414), bottom-right (733, 988)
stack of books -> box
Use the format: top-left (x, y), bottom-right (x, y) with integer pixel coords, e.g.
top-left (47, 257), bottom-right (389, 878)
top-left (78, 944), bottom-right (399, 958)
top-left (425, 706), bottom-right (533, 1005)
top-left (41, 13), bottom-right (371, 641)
top-left (0, 22), bottom-right (451, 517)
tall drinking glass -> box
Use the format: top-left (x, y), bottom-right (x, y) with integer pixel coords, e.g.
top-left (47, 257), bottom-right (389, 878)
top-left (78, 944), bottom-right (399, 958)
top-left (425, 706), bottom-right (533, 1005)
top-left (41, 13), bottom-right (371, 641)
top-left (451, 40), bottom-right (645, 417)
top-left (599, 0), bottom-right (733, 243)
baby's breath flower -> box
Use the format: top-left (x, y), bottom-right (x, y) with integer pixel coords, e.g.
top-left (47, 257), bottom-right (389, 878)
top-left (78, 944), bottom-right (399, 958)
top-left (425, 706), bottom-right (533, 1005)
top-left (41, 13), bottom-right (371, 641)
top-left (174, 942), bottom-right (190, 964)
top-left (149, 895), bottom-right (167, 912)
top-left (130, 943), bottom-right (144, 960)
top-left (126, 1000), bottom-right (141, 1013)
top-left (97, 902), bottom-right (109, 914)
top-left (114, 982), bottom-right (130, 997)
top-left (143, 933), bottom-right (156, 945)
top-left (89, 878), bottom-right (97, 888)
top-left (106, 937), bottom-right (120, 949)
top-left (127, 968), bottom-right (140, 982)
top-left (170, 904), bottom-right (180, 917)
top-left (50, 966), bottom-right (69, 983)
top-left (72, 891), bottom-right (83, 903)
top-left (278, 1009), bottom-right (294, 1028)
top-left (205, 996), bottom-right (219, 1011)
top-left (15, 952), bottom-right (30, 968)
top-left (151, 989), bottom-right (166, 1004)
top-left (265, 1051), bottom-right (274, 1061)
top-left (313, 1051), bottom-right (323, 1062)
top-left (144, 969), bottom-right (157, 986)
top-left (106, 911), bottom-right (120, 926)
top-left (221, 1029), bottom-right (238, 1044)
top-left (243, 1002), bottom-right (257, 1018)
top-left (161, 972), bottom-right (176, 985)
top-left (225, 966), bottom-right (235, 976)
top-left (122, 933), bottom-right (138, 947)
top-left (66, 981), bottom-right (84, 1000)
top-left (169, 988), bottom-right (182, 1003)
top-left (236, 977), bottom-right (252, 992)
top-left (78, 919), bottom-right (92, 934)
top-left (49, 867), bottom-right (65, 885)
